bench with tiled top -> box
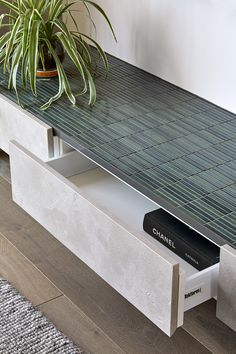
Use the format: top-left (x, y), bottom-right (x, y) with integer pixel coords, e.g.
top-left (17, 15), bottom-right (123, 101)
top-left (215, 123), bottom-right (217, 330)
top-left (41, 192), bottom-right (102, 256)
top-left (0, 53), bottom-right (235, 336)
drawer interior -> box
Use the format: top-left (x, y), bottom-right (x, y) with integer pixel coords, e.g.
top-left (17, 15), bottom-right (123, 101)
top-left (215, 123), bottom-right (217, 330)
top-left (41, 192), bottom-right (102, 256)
top-left (48, 151), bottom-right (199, 275)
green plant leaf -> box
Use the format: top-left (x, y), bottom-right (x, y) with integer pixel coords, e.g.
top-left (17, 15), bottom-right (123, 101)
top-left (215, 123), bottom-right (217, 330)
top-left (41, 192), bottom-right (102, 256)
top-left (21, 15), bottom-right (29, 55)
top-left (55, 31), bottom-right (88, 96)
top-left (83, 2), bottom-right (97, 34)
top-left (86, 67), bottom-right (96, 105)
top-left (37, 0), bottom-right (50, 13)
top-left (0, 0), bottom-right (18, 13)
top-left (20, 11), bottom-right (30, 88)
top-left (40, 72), bottom-right (64, 110)
top-left (68, 9), bottom-right (80, 33)
top-left (8, 42), bottom-right (22, 91)
top-left (43, 38), bottom-right (76, 107)
top-left (50, 18), bottom-right (74, 46)
top-left (3, 16), bottom-right (22, 73)
top-left (0, 47), bottom-right (6, 63)
top-left (73, 35), bottom-right (92, 68)
top-left (21, 50), bottom-right (29, 89)
top-left (0, 32), bottom-right (11, 52)
top-left (74, 32), bottom-right (109, 72)
top-left (54, 2), bottom-right (77, 20)
top-left (81, 0), bottom-right (117, 41)
top-left (0, 13), bottom-right (15, 31)
top-left (29, 20), bottom-right (40, 95)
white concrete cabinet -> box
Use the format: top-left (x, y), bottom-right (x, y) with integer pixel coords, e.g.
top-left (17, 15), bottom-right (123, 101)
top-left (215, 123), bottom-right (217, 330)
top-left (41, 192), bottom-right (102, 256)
top-left (0, 94), bottom-right (54, 160)
top-left (9, 140), bottom-right (223, 337)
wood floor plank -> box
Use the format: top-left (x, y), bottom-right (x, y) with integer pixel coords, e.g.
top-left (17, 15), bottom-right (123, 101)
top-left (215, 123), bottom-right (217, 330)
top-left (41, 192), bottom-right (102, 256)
top-left (38, 296), bottom-right (211, 354)
top-left (38, 296), bottom-right (125, 354)
top-left (0, 180), bottom-right (33, 235)
top-left (183, 299), bottom-right (236, 354)
top-left (29, 248), bottom-right (212, 354)
top-left (0, 150), bottom-right (11, 183)
top-left (0, 232), bottom-right (62, 306)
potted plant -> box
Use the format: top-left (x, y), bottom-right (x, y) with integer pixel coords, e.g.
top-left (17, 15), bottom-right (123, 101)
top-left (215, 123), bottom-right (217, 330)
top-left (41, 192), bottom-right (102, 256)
top-left (0, 0), bottom-right (116, 109)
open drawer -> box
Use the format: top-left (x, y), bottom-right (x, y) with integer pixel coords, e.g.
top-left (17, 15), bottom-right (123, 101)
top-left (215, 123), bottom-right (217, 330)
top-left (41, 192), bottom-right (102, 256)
top-left (0, 94), bottom-right (54, 160)
top-left (9, 140), bottom-right (220, 336)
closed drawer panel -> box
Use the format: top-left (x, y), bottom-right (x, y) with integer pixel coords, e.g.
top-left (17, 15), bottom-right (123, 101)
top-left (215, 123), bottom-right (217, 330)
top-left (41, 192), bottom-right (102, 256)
top-left (0, 94), bottom-right (53, 160)
top-left (9, 141), bottom-right (221, 336)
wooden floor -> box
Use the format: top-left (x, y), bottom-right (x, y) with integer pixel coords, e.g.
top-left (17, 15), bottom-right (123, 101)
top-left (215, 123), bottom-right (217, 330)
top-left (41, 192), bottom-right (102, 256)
top-left (0, 151), bottom-right (236, 354)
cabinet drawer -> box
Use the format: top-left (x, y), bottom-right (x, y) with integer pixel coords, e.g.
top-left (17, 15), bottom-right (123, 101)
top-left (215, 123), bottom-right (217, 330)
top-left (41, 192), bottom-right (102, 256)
top-left (9, 141), bottom-right (219, 336)
top-left (0, 94), bottom-right (54, 160)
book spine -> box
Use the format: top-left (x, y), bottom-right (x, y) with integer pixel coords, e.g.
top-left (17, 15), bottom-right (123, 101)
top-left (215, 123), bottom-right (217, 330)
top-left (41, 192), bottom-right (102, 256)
top-left (143, 214), bottom-right (215, 271)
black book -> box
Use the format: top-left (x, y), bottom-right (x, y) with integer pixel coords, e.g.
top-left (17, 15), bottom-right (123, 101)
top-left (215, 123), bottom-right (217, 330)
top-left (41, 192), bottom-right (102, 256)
top-left (143, 209), bottom-right (220, 270)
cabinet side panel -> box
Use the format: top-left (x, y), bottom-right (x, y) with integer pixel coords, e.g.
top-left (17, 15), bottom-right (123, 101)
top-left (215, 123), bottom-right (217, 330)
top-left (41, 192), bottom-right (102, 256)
top-left (217, 245), bottom-right (236, 331)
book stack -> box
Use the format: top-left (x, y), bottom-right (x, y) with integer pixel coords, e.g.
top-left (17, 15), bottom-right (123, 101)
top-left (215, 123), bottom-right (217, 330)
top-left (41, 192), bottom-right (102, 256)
top-left (143, 209), bottom-right (220, 270)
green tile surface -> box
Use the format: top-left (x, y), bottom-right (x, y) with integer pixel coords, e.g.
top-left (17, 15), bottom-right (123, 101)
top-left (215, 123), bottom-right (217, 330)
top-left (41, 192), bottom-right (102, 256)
top-left (0, 53), bottom-right (235, 247)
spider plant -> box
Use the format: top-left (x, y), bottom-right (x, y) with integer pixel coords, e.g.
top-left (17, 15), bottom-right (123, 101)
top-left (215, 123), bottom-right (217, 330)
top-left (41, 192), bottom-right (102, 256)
top-left (0, 0), bottom-right (116, 109)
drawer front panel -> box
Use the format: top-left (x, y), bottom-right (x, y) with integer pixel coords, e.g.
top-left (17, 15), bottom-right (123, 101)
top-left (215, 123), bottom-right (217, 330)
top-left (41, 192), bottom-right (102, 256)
top-left (0, 95), bottom-right (53, 160)
top-left (10, 141), bottom-right (180, 336)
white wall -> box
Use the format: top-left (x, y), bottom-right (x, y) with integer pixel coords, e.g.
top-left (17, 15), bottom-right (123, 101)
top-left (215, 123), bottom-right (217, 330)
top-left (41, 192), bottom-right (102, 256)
top-left (71, 0), bottom-right (236, 113)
